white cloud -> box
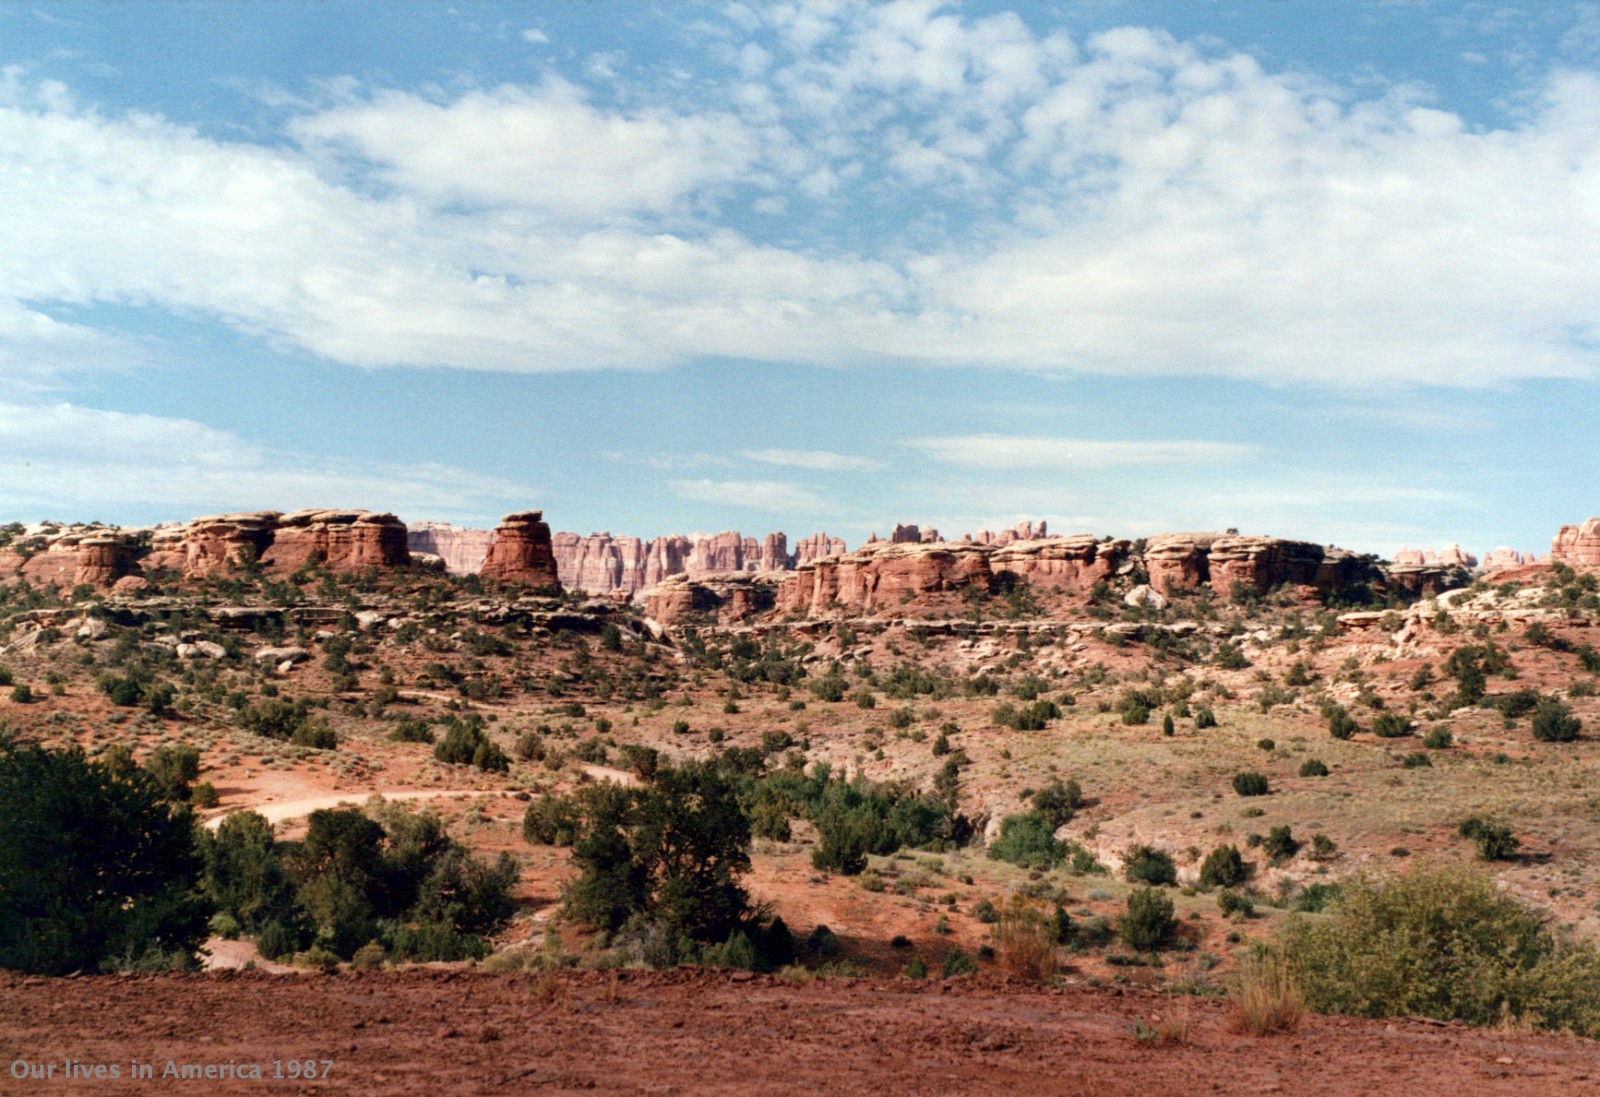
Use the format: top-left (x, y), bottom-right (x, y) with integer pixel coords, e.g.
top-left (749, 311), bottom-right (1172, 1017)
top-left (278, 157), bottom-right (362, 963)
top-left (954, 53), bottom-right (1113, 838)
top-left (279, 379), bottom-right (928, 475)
top-left (907, 434), bottom-right (1257, 470)
top-left (289, 79), bottom-right (760, 219)
top-left (739, 448), bottom-right (884, 471)
top-left (0, 402), bottom-right (537, 522)
top-left (521, 27), bottom-right (549, 45)
top-left (0, 11), bottom-right (1598, 388)
top-left (667, 478), bottom-right (827, 512)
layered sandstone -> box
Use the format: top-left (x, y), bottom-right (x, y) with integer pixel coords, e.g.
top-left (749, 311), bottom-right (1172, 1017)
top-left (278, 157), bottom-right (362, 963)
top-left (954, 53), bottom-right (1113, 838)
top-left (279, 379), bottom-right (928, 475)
top-left (480, 512), bottom-right (562, 589)
top-left (1142, 534), bottom-right (1220, 594)
top-left (1552, 519), bottom-right (1600, 570)
top-left (644, 573), bottom-right (781, 626)
top-left (776, 541), bottom-right (993, 617)
top-left (1482, 547), bottom-right (1541, 572)
top-left (968, 520), bottom-right (1050, 546)
top-left (989, 535), bottom-right (1131, 592)
top-left (407, 523), bottom-right (496, 575)
top-left (551, 529), bottom-right (840, 596)
top-left (4, 529), bottom-right (142, 589)
top-left (1393, 544), bottom-right (1479, 569)
top-left (258, 510), bottom-right (410, 573)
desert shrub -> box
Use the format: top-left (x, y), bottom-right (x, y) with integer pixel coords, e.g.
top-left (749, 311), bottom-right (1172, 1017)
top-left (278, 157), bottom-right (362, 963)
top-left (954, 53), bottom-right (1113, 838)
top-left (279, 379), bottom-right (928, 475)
top-left (993, 699), bottom-right (1060, 731)
top-left (390, 719), bottom-right (436, 745)
top-left (1231, 951), bottom-right (1303, 1035)
top-left (1232, 772), bottom-right (1270, 797)
top-left (1401, 751), bottom-right (1432, 768)
top-left (940, 949), bottom-right (978, 977)
top-left (987, 812), bottom-right (1064, 869)
top-left (1422, 727), bottom-right (1453, 749)
top-left (1123, 845), bottom-right (1177, 887)
top-left (1327, 706), bottom-right (1358, 740)
top-left (190, 782), bottom-right (219, 809)
top-left (523, 794), bottom-right (582, 847)
top-left (1532, 698), bottom-right (1582, 742)
top-left (992, 896), bottom-right (1057, 982)
top-left (1494, 688), bottom-right (1541, 721)
top-left (565, 762), bottom-right (752, 942)
top-left (433, 717), bottom-right (509, 772)
top-left (1194, 707), bottom-right (1218, 729)
top-left (1296, 882), bottom-right (1341, 912)
top-left (1199, 845), bottom-right (1246, 890)
top-left (1217, 889), bottom-right (1254, 918)
top-left (1298, 758), bottom-right (1329, 778)
top-left (1030, 778), bottom-right (1083, 828)
top-left (1262, 826), bottom-right (1300, 865)
top-left (202, 811), bottom-right (302, 936)
top-left (1371, 712), bottom-right (1412, 738)
top-left (255, 919), bottom-right (302, 961)
top-left (1459, 817), bottom-right (1520, 861)
top-left (0, 740), bottom-right (210, 974)
top-left (972, 898), bottom-right (999, 924)
top-left (1121, 887), bottom-right (1177, 952)
top-left (1278, 864), bottom-right (1600, 1035)
top-left (235, 697), bottom-right (316, 742)
top-left (290, 722), bottom-right (337, 750)
top-left (143, 744), bottom-right (201, 802)
top-left (904, 954), bottom-right (927, 979)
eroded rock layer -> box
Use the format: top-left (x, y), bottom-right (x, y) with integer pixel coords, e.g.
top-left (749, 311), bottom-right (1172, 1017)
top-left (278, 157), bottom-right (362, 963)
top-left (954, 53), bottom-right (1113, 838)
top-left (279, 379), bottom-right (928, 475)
top-left (479, 512), bottom-right (561, 589)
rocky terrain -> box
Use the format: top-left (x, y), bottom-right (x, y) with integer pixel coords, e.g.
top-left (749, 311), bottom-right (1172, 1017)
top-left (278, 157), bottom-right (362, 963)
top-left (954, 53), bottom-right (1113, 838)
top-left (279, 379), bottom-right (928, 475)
top-left (4, 506), bottom-right (1600, 1095)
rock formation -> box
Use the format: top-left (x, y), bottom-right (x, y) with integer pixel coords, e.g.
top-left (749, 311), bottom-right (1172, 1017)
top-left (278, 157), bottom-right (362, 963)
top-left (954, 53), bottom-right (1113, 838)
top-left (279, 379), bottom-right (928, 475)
top-left (968, 520), bottom-right (1050, 546)
top-left (0, 528), bottom-right (142, 590)
top-left (407, 522), bottom-right (496, 575)
top-left (1482, 547), bottom-right (1541, 572)
top-left (1142, 534), bottom-right (1219, 594)
top-left (1552, 519), bottom-right (1600, 570)
top-left (479, 512), bottom-right (562, 589)
top-left (776, 541), bottom-right (994, 617)
top-left (1393, 544), bottom-right (1479, 569)
top-left (550, 529), bottom-right (843, 596)
top-left (988, 535), bottom-right (1131, 592)
top-left (644, 573), bottom-right (781, 626)
top-left (257, 510), bottom-right (410, 573)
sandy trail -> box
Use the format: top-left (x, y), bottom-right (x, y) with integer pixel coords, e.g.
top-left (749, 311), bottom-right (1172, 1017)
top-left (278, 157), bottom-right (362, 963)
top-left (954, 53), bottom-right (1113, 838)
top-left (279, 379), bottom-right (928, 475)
top-left (202, 765), bottom-right (637, 829)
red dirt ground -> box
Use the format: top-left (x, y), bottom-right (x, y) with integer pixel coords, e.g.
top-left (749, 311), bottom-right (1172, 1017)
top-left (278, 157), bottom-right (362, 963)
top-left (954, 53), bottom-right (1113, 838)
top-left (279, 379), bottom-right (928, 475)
top-left (3, 969), bottom-right (1597, 1096)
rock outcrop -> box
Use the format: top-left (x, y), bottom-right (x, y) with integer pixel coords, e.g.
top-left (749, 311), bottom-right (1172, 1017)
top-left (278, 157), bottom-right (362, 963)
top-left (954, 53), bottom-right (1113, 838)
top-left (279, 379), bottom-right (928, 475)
top-left (968, 520), bottom-right (1049, 546)
top-left (1552, 519), bottom-right (1600, 570)
top-left (644, 573), bottom-right (781, 626)
top-left (551, 529), bottom-right (842, 596)
top-left (1393, 544), bottom-right (1479, 569)
top-left (152, 512), bottom-right (279, 576)
top-left (407, 523), bottom-right (496, 575)
top-left (776, 541), bottom-right (994, 617)
top-left (257, 510), bottom-right (410, 573)
top-left (1143, 534), bottom-right (1219, 594)
top-left (480, 512), bottom-right (562, 589)
top-left (1482, 547), bottom-right (1542, 572)
top-left (0, 529), bottom-right (142, 590)
top-left (988, 535), bottom-right (1131, 592)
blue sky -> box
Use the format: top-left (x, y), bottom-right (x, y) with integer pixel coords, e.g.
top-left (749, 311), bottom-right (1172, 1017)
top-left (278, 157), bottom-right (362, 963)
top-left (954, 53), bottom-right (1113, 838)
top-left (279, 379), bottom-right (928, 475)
top-left (2, 1), bottom-right (1598, 559)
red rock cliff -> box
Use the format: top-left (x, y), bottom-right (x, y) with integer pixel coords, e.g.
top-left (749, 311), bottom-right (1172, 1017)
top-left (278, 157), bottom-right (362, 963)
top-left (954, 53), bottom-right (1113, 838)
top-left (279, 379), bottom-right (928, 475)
top-left (480, 511), bottom-right (562, 589)
top-left (1553, 519), bottom-right (1600, 570)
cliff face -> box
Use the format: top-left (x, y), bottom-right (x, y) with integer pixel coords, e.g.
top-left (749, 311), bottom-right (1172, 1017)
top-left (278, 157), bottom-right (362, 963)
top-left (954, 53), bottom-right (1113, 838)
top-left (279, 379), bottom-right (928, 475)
top-left (1553, 519), bottom-right (1600, 570)
top-left (550, 529), bottom-right (845, 596)
top-left (407, 523), bottom-right (496, 575)
top-left (259, 509), bottom-right (410, 573)
top-left (479, 512), bottom-right (562, 589)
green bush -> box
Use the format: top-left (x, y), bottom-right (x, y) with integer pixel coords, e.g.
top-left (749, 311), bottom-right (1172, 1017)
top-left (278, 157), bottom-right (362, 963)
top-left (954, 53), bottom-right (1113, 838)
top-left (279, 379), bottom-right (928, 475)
top-left (1030, 778), bottom-right (1083, 828)
top-left (1122, 845), bottom-right (1177, 886)
top-left (940, 948), bottom-right (978, 977)
top-left (1532, 698), bottom-right (1582, 742)
top-left (1371, 712), bottom-right (1412, 738)
top-left (1199, 845), bottom-right (1246, 889)
top-left (1262, 826), bottom-right (1300, 865)
top-left (0, 740), bottom-right (210, 974)
top-left (1459, 817), bottom-right (1520, 861)
top-left (1232, 772), bottom-right (1270, 797)
top-left (523, 794), bottom-right (581, 846)
top-left (1422, 727), bottom-right (1453, 750)
top-left (1217, 889), bottom-right (1254, 917)
top-left (1277, 864), bottom-right (1600, 1035)
top-left (1121, 887), bottom-right (1177, 951)
top-left (433, 718), bottom-right (508, 771)
top-left (1298, 759), bottom-right (1329, 778)
top-left (390, 719), bottom-right (436, 744)
top-left (1194, 707), bottom-right (1218, 729)
top-left (143, 744), bottom-right (201, 802)
top-left (1327, 706), bottom-right (1358, 740)
top-left (987, 812), bottom-right (1063, 869)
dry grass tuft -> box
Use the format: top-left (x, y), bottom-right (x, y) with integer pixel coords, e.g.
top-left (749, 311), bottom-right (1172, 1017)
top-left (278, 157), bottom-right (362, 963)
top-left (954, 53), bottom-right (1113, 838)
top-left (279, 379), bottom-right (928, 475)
top-left (993, 895), bottom-right (1058, 983)
top-left (1230, 952), bottom-right (1304, 1036)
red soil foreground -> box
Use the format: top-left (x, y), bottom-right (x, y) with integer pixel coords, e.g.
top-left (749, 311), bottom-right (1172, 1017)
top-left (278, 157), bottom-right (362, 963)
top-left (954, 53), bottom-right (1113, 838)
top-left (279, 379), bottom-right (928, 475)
top-left (3, 969), bottom-right (1598, 1096)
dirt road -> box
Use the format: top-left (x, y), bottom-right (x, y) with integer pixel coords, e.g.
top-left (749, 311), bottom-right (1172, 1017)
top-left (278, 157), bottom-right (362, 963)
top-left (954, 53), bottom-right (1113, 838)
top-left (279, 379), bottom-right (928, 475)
top-left (3, 969), bottom-right (1594, 1096)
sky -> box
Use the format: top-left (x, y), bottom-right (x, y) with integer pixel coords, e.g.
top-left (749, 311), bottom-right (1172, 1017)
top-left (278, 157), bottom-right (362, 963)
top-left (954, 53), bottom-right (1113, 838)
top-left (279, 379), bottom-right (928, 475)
top-left (2, 0), bottom-right (1598, 559)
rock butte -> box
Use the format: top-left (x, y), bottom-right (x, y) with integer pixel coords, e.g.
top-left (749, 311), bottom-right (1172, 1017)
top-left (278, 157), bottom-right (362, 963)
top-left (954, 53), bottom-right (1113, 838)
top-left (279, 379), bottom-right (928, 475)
top-left (477, 512), bottom-right (561, 589)
top-left (1, 511), bottom-right (1595, 614)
